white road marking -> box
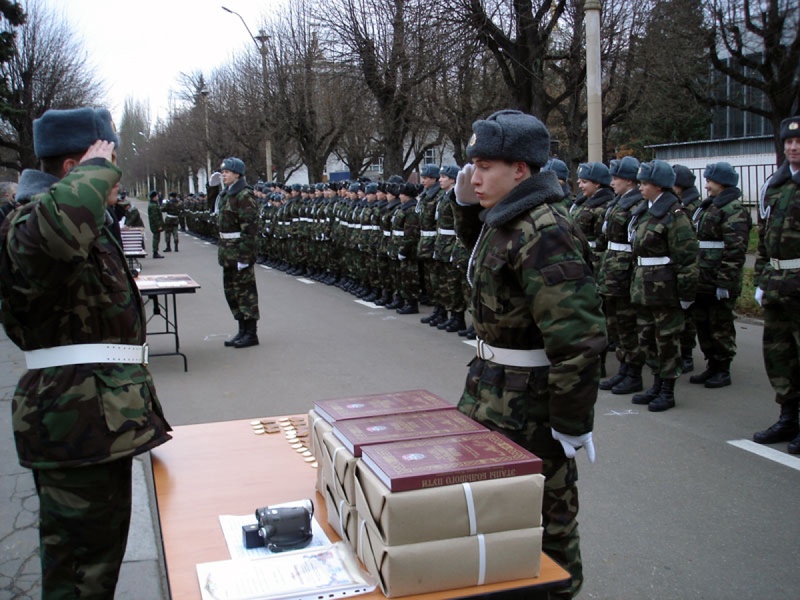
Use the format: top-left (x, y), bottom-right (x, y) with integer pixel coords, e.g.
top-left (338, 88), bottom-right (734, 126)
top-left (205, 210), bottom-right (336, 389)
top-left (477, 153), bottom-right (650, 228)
top-left (727, 439), bottom-right (800, 471)
top-left (355, 299), bottom-right (380, 308)
top-left (296, 278), bottom-right (314, 284)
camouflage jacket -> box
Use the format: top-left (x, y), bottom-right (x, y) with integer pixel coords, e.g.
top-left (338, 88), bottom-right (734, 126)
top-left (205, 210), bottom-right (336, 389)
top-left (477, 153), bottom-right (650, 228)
top-left (572, 186), bottom-right (614, 270)
top-left (379, 199), bottom-right (401, 255)
top-left (389, 198), bottom-right (419, 259)
top-left (416, 184), bottom-right (442, 259)
top-left (755, 162), bottom-right (800, 306)
top-left (0, 161), bottom-right (171, 469)
top-left (124, 205), bottom-right (145, 228)
top-left (597, 187), bottom-right (645, 297)
top-left (679, 186), bottom-right (702, 217)
top-left (148, 199), bottom-right (164, 231)
top-left (630, 191), bottom-right (699, 307)
top-left (162, 198), bottom-right (182, 227)
top-left (455, 172), bottom-right (606, 438)
top-left (692, 186), bottom-right (751, 297)
top-left (433, 189), bottom-right (458, 262)
top-left (216, 178), bottom-right (259, 267)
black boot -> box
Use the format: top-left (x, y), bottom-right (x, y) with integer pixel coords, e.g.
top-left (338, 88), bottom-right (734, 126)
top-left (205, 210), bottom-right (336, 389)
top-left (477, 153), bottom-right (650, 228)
top-left (632, 375), bottom-right (662, 405)
top-left (153, 252), bottom-right (164, 259)
top-left (681, 355), bottom-right (694, 373)
top-left (174, 244), bottom-right (179, 252)
top-left (612, 364), bottom-right (644, 395)
top-left (437, 313), bottom-right (456, 330)
top-left (788, 433), bottom-right (800, 455)
top-left (397, 301), bottom-right (419, 315)
top-left (421, 306), bottom-right (444, 324)
top-left (704, 361), bottom-right (732, 389)
top-left (224, 320), bottom-right (245, 347)
top-left (164, 245), bottom-right (171, 252)
top-left (445, 312), bottom-right (467, 333)
top-left (430, 309), bottom-right (448, 327)
top-left (649, 377), bottom-right (676, 412)
top-left (374, 290), bottom-right (392, 306)
top-left (753, 400), bottom-right (799, 444)
top-left (233, 319), bottom-right (259, 348)
top-left (599, 363), bottom-right (628, 391)
top-left (385, 295), bottom-right (403, 310)
top-left (689, 361), bottom-right (716, 384)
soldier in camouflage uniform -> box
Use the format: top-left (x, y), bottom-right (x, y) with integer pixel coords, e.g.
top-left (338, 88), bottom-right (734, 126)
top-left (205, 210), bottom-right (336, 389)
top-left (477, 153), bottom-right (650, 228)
top-left (543, 158), bottom-right (574, 215)
top-left (753, 116), bottom-right (800, 454)
top-left (391, 182), bottom-right (421, 314)
top-left (453, 110), bottom-right (606, 598)
top-left (686, 162), bottom-right (751, 389)
top-left (162, 191), bottom-right (182, 252)
top-left (209, 158), bottom-right (261, 348)
top-left (416, 165), bottom-right (444, 322)
top-left (597, 156), bottom-right (647, 395)
top-left (147, 190), bottom-right (165, 258)
top-left (0, 108), bottom-right (172, 598)
top-left (672, 164), bottom-right (703, 373)
top-left (630, 160), bottom-right (699, 412)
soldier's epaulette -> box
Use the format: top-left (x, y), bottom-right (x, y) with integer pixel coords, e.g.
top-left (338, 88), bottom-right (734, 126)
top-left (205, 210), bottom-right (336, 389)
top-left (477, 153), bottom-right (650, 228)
top-left (532, 207), bottom-right (558, 230)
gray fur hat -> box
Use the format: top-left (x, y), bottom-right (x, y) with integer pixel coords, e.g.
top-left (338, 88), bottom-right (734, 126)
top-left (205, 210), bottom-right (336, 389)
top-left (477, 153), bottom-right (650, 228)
top-left (780, 116), bottom-right (800, 140)
top-left (637, 160), bottom-right (676, 189)
top-left (704, 162), bottom-right (739, 187)
top-left (33, 107), bottom-right (120, 159)
top-left (466, 110), bottom-right (550, 168)
top-left (420, 164), bottom-right (440, 179)
top-left (543, 158), bottom-right (569, 181)
top-left (609, 156), bottom-right (640, 181)
top-left (440, 165), bottom-right (460, 180)
top-left (365, 182), bottom-right (378, 194)
top-left (577, 161), bottom-right (611, 185)
top-left (672, 165), bottom-right (695, 189)
top-left (220, 157), bottom-right (245, 175)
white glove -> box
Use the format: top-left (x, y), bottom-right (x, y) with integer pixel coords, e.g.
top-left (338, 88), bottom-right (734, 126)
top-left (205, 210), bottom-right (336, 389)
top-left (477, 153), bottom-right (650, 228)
top-left (398, 253), bottom-right (406, 261)
top-left (119, 216), bottom-right (126, 228)
top-left (454, 163), bottom-right (480, 205)
top-left (209, 172), bottom-right (222, 186)
top-left (237, 262), bottom-right (249, 271)
top-left (551, 429), bottom-right (596, 463)
top-left (680, 300), bottom-right (694, 310)
top-left (755, 287), bottom-right (764, 306)
top-left (715, 287), bottom-right (730, 300)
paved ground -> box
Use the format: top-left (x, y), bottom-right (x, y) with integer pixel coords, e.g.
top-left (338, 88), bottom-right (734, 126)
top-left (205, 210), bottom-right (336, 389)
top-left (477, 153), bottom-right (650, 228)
top-left (2, 198), bottom-right (799, 599)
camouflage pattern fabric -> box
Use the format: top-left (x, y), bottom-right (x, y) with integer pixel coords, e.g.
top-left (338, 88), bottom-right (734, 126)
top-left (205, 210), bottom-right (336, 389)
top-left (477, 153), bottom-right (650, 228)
top-left (571, 187), bottom-right (614, 271)
top-left (391, 198), bottom-right (420, 301)
top-left (636, 305), bottom-right (685, 378)
top-left (162, 198), bottom-right (182, 247)
top-left (454, 172), bottom-right (606, 597)
top-left (755, 162), bottom-right (800, 400)
top-left (35, 458), bottom-right (133, 599)
top-left (689, 186), bottom-right (751, 364)
top-left (147, 199), bottom-right (164, 253)
top-left (216, 178), bottom-right (260, 320)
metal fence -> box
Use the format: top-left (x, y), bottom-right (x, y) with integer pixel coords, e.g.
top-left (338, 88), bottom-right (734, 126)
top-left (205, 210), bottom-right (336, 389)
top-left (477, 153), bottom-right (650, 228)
top-left (685, 163), bottom-right (778, 208)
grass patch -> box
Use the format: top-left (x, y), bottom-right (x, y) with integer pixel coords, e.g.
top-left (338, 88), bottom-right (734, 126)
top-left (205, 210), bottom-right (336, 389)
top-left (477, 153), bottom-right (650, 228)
top-left (736, 266), bottom-right (763, 319)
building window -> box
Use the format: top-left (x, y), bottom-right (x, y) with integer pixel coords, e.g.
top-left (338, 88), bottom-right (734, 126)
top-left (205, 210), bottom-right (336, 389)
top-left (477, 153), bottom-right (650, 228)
top-left (424, 149), bottom-right (437, 165)
top-left (369, 157), bottom-right (384, 174)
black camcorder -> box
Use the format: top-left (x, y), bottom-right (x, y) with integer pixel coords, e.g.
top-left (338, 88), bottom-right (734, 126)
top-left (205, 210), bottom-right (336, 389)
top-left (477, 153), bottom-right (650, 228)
top-left (242, 500), bottom-right (314, 552)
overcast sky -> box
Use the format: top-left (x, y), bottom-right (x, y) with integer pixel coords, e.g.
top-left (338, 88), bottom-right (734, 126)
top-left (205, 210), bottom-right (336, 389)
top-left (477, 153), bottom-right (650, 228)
top-left (40, 0), bottom-right (284, 126)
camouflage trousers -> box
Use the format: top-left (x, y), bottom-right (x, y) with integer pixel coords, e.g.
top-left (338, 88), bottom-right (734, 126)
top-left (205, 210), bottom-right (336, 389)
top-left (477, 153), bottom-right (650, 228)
top-left (457, 374), bottom-right (583, 598)
top-left (398, 258), bottom-right (420, 301)
top-left (763, 304), bottom-right (800, 400)
top-left (419, 258), bottom-right (435, 300)
top-left (432, 260), bottom-right (467, 312)
top-left (602, 294), bottom-right (644, 367)
top-left (164, 226), bottom-right (179, 249)
top-left (223, 265), bottom-right (260, 321)
top-left (689, 293), bottom-right (737, 364)
top-left (636, 304), bottom-right (685, 379)
top-left (34, 458), bottom-right (133, 600)
top-left (680, 305), bottom-right (697, 358)
top-left (150, 230), bottom-right (161, 254)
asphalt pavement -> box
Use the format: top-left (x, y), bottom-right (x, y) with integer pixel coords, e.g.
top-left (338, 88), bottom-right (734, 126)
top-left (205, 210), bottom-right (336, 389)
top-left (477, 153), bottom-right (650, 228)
top-left (1, 199), bottom-right (799, 599)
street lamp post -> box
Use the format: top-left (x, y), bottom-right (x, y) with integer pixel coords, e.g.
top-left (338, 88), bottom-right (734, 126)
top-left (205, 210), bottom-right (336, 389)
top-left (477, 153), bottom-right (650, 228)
top-left (585, 0), bottom-right (603, 162)
top-left (222, 6), bottom-right (272, 179)
top-left (201, 87), bottom-right (212, 183)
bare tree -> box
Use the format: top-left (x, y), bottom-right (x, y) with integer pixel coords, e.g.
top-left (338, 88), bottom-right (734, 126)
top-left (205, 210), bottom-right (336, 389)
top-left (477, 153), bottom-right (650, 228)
top-left (316, 0), bottom-right (446, 176)
top-left (703, 0), bottom-right (799, 162)
top-left (0, 0), bottom-right (103, 172)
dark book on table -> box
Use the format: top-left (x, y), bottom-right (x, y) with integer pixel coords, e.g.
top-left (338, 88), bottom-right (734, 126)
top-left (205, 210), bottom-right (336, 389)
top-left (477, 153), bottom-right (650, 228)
top-left (313, 389), bottom-right (452, 424)
top-left (361, 430), bottom-right (543, 492)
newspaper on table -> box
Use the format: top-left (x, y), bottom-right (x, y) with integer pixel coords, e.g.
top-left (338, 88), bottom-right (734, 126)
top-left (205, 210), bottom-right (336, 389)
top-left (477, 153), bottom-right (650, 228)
top-left (197, 542), bottom-right (376, 600)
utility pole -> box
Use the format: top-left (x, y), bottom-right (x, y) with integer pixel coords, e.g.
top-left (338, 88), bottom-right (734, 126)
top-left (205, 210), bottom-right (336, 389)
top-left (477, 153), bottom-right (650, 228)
top-left (585, 0), bottom-right (603, 162)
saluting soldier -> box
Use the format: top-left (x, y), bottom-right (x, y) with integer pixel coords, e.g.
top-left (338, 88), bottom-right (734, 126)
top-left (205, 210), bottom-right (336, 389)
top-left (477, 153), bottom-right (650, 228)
top-left (630, 160), bottom-right (698, 412)
top-left (752, 116), bottom-right (800, 454)
top-left (453, 110), bottom-right (606, 598)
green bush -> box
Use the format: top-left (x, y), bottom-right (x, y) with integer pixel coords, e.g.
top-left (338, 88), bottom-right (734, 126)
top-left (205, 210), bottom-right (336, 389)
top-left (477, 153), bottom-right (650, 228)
top-left (736, 267), bottom-right (763, 319)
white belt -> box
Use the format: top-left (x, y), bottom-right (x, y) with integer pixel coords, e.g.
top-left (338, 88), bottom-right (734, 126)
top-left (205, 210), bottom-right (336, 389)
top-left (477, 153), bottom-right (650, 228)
top-left (770, 258), bottom-right (800, 270)
top-left (383, 230), bottom-right (391, 237)
top-left (607, 241), bottom-right (632, 252)
top-left (476, 340), bottom-right (550, 368)
top-left (25, 343), bottom-right (149, 370)
top-left (698, 241), bottom-right (725, 249)
top-left (587, 241), bottom-right (597, 249)
top-left (438, 228), bottom-right (456, 236)
top-left (420, 230), bottom-right (436, 237)
top-left (219, 231), bottom-right (241, 239)
top-left (637, 256), bottom-right (671, 266)
top-left (392, 230), bottom-right (404, 236)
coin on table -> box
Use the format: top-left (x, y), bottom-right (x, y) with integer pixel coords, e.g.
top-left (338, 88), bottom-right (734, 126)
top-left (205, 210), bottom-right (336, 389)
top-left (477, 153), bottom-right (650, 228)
top-left (304, 456), bottom-right (316, 463)
top-left (309, 461), bottom-right (318, 468)
top-left (253, 429), bottom-right (266, 435)
top-left (290, 442), bottom-right (304, 449)
top-left (250, 420), bottom-right (262, 426)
